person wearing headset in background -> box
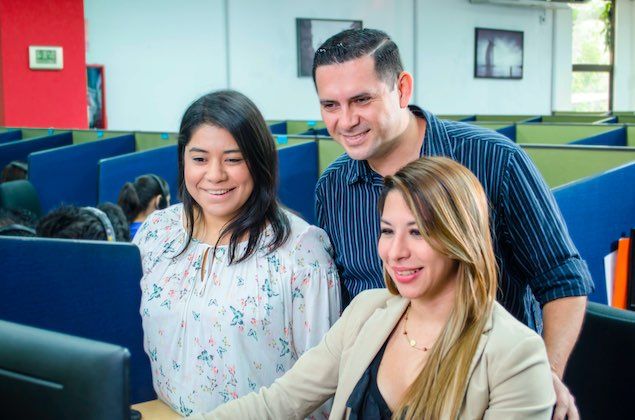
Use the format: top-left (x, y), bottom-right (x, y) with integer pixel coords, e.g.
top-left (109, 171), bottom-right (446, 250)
top-left (118, 174), bottom-right (170, 239)
top-left (0, 160), bottom-right (28, 183)
top-left (36, 203), bottom-right (129, 242)
top-left (132, 90), bottom-right (340, 417)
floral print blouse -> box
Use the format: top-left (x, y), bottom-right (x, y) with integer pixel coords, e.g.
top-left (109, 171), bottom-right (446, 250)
top-left (133, 204), bottom-right (341, 417)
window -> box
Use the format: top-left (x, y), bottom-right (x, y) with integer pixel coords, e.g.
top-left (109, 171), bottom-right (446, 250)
top-left (571, 0), bottom-right (614, 112)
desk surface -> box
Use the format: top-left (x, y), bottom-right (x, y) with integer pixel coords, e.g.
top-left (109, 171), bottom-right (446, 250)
top-left (132, 399), bottom-right (183, 419)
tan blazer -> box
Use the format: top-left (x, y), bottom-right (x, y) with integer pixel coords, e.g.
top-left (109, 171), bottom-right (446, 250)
top-left (193, 289), bottom-right (555, 420)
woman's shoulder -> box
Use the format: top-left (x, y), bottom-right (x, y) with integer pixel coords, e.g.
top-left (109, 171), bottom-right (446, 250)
top-left (484, 302), bottom-right (547, 358)
top-left (344, 289), bottom-right (403, 323)
top-left (133, 203), bottom-right (184, 246)
top-left (279, 209), bottom-right (332, 253)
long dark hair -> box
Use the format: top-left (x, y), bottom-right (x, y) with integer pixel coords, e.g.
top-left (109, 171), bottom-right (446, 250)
top-left (177, 90), bottom-right (290, 263)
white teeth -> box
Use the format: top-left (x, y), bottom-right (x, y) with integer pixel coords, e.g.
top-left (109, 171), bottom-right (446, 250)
top-left (206, 188), bottom-right (232, 195)
top-left (397, 269), bottom-right (419, 276)
top-left (344, 131), bottom-right (367, 139)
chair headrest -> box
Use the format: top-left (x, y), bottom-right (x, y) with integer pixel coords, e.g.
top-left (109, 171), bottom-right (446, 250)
top-left (0, 180), bottom-right (42, 218)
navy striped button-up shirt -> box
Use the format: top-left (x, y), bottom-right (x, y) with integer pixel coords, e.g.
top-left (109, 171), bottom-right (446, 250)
top-left (315, 107), bottom-right (593, 330)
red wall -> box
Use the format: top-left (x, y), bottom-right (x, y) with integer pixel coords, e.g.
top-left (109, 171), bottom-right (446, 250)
top-left (0, 0), bottom-right (87, 128)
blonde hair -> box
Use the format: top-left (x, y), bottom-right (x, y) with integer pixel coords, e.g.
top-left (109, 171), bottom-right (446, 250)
top-left (378, 157), bottom-right (497, 419)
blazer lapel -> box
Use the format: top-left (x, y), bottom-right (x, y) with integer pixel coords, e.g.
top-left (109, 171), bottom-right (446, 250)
top-left (336, 297), bottom-right (410, 410)
top-left (461, 303), bottom-right (495, 398)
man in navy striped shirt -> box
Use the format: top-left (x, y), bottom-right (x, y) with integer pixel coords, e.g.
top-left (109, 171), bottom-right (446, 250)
top-left (313, 29), bottom-right (591, 419)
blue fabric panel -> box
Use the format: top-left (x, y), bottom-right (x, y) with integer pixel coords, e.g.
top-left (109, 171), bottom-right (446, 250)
top-left (0, 130), bottom-right (22, 143)
top-left (496, 125), bottom-right (516, 142)
top-left (0, 236), bottom-right (153, 403)
top-left (0, 132), bottom-right (72, 171)
top-left (278, 142), bottom-right (318, 224)
top-left (460, 116), bottom-right (476, 121)
top-left (553, 161), bottom-right (635, 304)
top-left (525, 116), bottom-right (541, 123)
top-left (98, 145), bottom-right (178, 204)
top-left (29, 135), bottom-right (136, 213)
top-left (298, 128), bottom-right (330, 136)
top-left (269, 121), bottom-right (287, 135)
top-left (570, 127), bottom-right (626, 146)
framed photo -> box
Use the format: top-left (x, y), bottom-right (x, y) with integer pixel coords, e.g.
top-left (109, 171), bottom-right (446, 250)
top-left (296, 18), bottom-right (362, 77)
top-left (87, 65), bottom-right (107, 129)
top-left (474, 28), bottom-right (523, 79)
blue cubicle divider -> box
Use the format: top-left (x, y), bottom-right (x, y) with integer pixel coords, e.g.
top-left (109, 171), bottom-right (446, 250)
top-left (553, 161), bottom-right (635, 304)
top-left (0, 129), bottom-right (22, 143)
top-left (29, 134), bottom-right (136, 213)
top-left (299, 127), bottom-right (330, 136)
top-left (278, 142), bottom-right (318, 224)
top-left (0, 236), bottom-right (153, 403)
top-left (269, 121), bottom-right (287, 135)
top-left (569, 126), bottom-right (626, 146)
top-left (0, 132), bottom-right (72, 171)
top-left (98, 145), bottom-right (178, 204)
top-left (496, 125), bottom-right (516, 141)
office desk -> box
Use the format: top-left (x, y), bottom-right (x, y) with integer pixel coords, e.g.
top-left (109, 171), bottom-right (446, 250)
top-left (132, 399), bottom-right (183, 419)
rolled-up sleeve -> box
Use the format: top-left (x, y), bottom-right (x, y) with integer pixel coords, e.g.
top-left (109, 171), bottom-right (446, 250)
top-left (500, 149), bottom-right (594, 306)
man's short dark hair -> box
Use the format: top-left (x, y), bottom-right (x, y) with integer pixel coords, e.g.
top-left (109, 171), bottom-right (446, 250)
top-left (312, 28), bottom-right (403, 88)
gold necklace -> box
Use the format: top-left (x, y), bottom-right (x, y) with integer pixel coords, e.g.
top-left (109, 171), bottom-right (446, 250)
top-left (403, 304), bottom-right (430, 352)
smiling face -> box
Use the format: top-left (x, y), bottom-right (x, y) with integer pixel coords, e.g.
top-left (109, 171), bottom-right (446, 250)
top-left (377, 190), bottom-right (458, 302)
top-left (184, 124), bottom-right (254, 230)
top-left (315, 55), bottom-right (410, 164)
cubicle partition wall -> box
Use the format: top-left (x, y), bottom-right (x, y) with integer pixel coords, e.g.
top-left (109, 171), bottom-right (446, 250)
top-left (0, 132), bottom-right (72, 171)
top-left (70, 129), bottom-right (131, 145)
top-left (467, 122), bottom-right (516, 141)
top-left (285, 120), bottom-right (326, 135)
top-left (474, 115), bottom-right (540, 123)
top-left (273, 135), bottom-right (317, 148)
top-left (438, 115), bottom-right (475, 121)
top-left (617, 115), bottom-right (635, 124)
top-left (0, 236), bottom-right (153, 404)
top-left (552, 111), bottom-right (609, 116)
top-left (516, 124), bottom-right (625, 146)
top-left (20, 128), bottom-right (59, 139)
top-left (541, 115), bottom-right (616, 124)
top-left (553, 162), bottom-right (635, 304)
top-left (277, 140), bottom-right (319, 224)
top-left (0, 129), bottom-right (22, 143)
top-left (268, 121), bottom-right (287, 135)
top-left (569, 126), bottom-right (627, 146)
top-left (627, 125), bottom-right (635, 147)
top-left (134, 132), bottom-right (178, 151)
top-left (29, 134), bottom-right (136, 212)
top-left (522, 144), bottom-right (635, 188)
top-left (98, 145), bottom-right (178, 205)
top-left (317, 138), bottom-right (345, 174)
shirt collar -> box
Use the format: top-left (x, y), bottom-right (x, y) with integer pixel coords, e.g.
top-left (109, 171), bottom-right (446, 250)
top-left (345, 106), bottom-right (455, 185)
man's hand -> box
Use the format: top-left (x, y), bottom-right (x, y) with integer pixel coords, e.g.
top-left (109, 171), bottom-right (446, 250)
top-left (551, 372), bottom-right (579, 420)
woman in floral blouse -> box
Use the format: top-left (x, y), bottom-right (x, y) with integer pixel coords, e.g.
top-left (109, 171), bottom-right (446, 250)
top-left (133, 90), bottom-right (341, 417)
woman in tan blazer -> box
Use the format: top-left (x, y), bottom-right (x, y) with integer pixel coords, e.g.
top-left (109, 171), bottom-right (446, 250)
top-left (193, 157), bottom-right (555, 420)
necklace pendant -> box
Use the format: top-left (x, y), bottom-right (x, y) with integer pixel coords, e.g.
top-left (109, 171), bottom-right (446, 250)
top-left (409, 339), bottom-right (417, 347)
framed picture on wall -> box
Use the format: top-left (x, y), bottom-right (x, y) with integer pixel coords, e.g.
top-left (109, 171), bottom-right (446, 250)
top-left (474, 28), bottom-right (523, 80)
top-left (296, 18), bottom-right (362, 77)
top-left (87, 65), bottom-right (107, 129)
